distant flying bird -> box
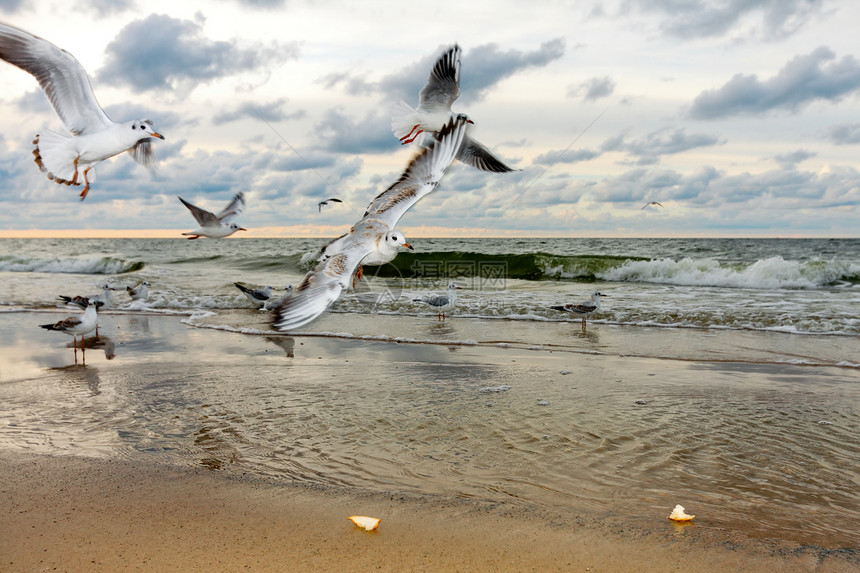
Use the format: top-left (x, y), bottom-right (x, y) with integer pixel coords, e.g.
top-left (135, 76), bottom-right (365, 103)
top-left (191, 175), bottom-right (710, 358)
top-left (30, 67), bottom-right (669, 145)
top-left (127, 280), bottom-right (150, 301)
top-left (550, 291), bottom-right (607, 328)
top-left (273, 115), bottom-right (468, 332)
top-left (0, 22), bottom-right (164, 200)
top-left (40, 298), bottom-right (101, 364)
top-left (413, 282), bottom-right (461, 321)
top-left (179, 192), bottom-right (246, 239)
top-left (391, 44), bottom-right (517, 173)
top-left (318, 197), bottom-right (343, 212)
top-left (641, 201), bottom-right (664, 209)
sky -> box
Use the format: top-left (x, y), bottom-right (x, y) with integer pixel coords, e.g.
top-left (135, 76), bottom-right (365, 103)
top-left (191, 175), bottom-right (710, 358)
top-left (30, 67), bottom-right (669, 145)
top-left (1, 0), bottom-right (859, 238)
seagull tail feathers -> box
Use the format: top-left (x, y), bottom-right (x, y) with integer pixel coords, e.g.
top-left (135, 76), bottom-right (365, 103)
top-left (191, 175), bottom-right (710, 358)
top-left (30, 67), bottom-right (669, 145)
top-left (390, 99), bottom-right (421, 142)
top-left (32, 130), bottom-right (80, 187)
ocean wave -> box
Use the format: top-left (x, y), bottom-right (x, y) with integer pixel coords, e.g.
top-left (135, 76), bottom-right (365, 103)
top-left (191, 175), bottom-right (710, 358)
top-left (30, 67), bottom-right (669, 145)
top-left (0, 255), bottom-right (144, 274)
top-left (342, 251), bottom-right (859, 289)
top-left (601, 256), bottom-right (859, 289)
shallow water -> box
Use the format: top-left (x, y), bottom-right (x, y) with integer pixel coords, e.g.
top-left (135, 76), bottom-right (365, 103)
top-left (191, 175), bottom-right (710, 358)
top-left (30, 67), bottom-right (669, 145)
top-left (1, 313), bottom-right (858, 549)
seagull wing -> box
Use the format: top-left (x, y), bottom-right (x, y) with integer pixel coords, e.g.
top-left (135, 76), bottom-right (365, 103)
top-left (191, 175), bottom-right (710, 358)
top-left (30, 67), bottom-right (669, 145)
top-left (216, 192), bottom-right (245, 223)
top-left (362, 115), bottom-right (468, 228)
top-left (567, 303), bottom-right (597, 314)
top-left (417, 44), bottom-right (460, 114)
top-left (273, 237), bottom-right (371, 331)
top-left (456, 133), bottom-right (517, 173)
top-left (178, 196), bottom-right (218, 226)
top-left (0, 22), bottom-right (112, 135)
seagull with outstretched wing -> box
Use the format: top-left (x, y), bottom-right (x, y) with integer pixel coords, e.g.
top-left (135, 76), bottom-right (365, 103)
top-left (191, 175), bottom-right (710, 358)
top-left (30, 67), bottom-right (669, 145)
top-left (391, 44), bottom-right (517, 173)
top-left (0, 21), bottom-right (164, 200)
top-left (273, 115), bottom-right (469, 331)
top-left (179, 192), bottom-right (247, 239)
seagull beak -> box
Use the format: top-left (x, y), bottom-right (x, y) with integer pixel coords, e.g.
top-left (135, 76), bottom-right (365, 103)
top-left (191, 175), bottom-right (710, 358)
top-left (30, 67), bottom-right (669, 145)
top-left (467, 119), bottom-right (475, 124)
top-left (403, 242), bottom-right (414, 250)
top-left (238, 227), bottom-right (247, 232)
top-left (151, 132), bottom-right (165, 140)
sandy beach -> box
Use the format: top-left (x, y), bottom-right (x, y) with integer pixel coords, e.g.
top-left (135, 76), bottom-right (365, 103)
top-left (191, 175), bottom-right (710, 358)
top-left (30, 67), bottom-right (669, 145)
top-left (1, 311), bottom-right (858, 572)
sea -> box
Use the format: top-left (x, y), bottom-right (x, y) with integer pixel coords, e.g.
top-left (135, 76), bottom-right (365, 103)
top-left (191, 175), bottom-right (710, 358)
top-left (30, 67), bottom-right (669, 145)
top-left (2, 236), bottom-right (859, 341)
top-left (2, 236), bottom-right (859, 550)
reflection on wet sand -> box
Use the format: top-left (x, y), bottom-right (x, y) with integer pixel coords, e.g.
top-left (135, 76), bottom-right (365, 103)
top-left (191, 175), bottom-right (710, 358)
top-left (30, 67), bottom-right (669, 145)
top-left (51, 363), bottom-right (102, 396)
top-left (265, 336), bottom-right (295, 357)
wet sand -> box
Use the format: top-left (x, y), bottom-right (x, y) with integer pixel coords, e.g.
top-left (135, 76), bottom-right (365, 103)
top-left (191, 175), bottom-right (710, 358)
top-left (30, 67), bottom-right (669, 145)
top-left (1, 311), bottom-right (858, 572)
top-left (2, 452), bottom-right (857, 573)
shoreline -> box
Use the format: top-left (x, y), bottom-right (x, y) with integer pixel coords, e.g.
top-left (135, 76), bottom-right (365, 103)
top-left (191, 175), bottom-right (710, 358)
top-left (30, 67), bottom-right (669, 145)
top-left (2, 451), bottom-right (857, 573)
top-left (2, 312), bottom-right (859, 571)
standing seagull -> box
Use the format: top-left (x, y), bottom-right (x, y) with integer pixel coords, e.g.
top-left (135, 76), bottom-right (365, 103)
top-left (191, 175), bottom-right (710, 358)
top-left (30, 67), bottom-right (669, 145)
top-left (179, 192), bottom-right (246, 239)
top-left (414, 282), bottom-right (461, 321)
top-left (127, 280), bottom-right (150, 301)
top-left (234, 282), bottom-right (292, 309)
top-left (40, 298), bottom-right (100, 364)
top-left (0, 22), bottom-right (164, 200)
top-left (550, 291), bottom-right (607, 329)
top-left (273, 116), bottom-right (468, 331)
top-left (391, 44), bottom-right (516, 173)
top-left (58, 283), bottom-right (113, 337)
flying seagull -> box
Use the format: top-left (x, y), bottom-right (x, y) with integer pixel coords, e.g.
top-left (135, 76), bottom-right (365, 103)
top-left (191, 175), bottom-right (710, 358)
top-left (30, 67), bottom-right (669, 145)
top-left (391, 44), bottom-right (517, 173)
top-left (273, 115), bottom-right (468, 331)
top-left (550, 291), bottom-right (607, 328)
top-left (179, 192), bottom-right (246, 239)
top-left (0, 21), bottom-right (164, 200)
top-left (318, 197), bottom-right (343, 212)
top-left (641, 201), bottom-right (664, 209)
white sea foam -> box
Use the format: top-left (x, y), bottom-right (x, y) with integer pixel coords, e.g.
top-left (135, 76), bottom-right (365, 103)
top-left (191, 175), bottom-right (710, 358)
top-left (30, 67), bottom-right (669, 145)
top-left (600, 256), bottom-right (853, 289)
top-left (0, 255), bottom-right (138, 274)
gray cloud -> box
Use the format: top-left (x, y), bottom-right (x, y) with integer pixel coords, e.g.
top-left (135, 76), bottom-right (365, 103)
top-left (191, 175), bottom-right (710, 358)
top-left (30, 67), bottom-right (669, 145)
top-left (96, 14), bottom-right (300, 94)
top-left (689, 47), bottom-right (860, 119)
top-left (623, 0), bottom-right (825, 41)
top-left (75, 0), bottom-right (136, 17)
top-left (314, 108), bottom-right (396, 154)
top-left (602, 128), bottom-right (723, 165)
top-left (322, 39), bottom-right (566, 107)
top-left (774, 149), bottom-right (816, 168)
top-left (533, 148), bottom-right (602, 166)
top-left (0, 0), bottom-right (26, 12)
top-left (568, 76), bottom-right (616, 101)
top-left (213, 98), bottom-right (306, 125)
top-left (826, 123), bottom-right (860, 145)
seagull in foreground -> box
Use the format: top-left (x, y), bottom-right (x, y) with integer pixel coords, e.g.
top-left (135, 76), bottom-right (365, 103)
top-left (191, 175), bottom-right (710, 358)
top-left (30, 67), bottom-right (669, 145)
top-left (273, 115), bottom-right (468, 332)
top-left (58, 283), bottom-right (114, 336)
top-left (234, 282), bottom-right (292, 309)
top-left (414, 282), bottom-right (461, 321)
top-left (40, 298), bottom-right (101, 364)
top-left (0, 22), bottom-right (164, 200)
top-left (550, 291), bottom-right (607, 328)
top-left (641, 201), bottom-right (664, 209)
top-left (127, 280), bottom-right (150, 301)
top-left (179, 192), bottom-right (246, 239)
top-left (391, 44), bottom-right (517, 173)
top-left (318, 197), bottom-right (343, 212)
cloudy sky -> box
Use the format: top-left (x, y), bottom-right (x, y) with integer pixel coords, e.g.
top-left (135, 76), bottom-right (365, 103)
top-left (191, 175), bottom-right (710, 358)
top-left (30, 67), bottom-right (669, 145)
top-left (1, 0), bottom-right (858, 237)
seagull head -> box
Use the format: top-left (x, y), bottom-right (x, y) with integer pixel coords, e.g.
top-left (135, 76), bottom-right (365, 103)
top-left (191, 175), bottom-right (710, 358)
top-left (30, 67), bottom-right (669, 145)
top-left (454, 112), bottom-right (474, 125)
top-left (131, 119), bottom-right (165, 140)
top-left (385, 230), bottom-right (413, 251)
top-left (230, 224), bottom-right (247, 233)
